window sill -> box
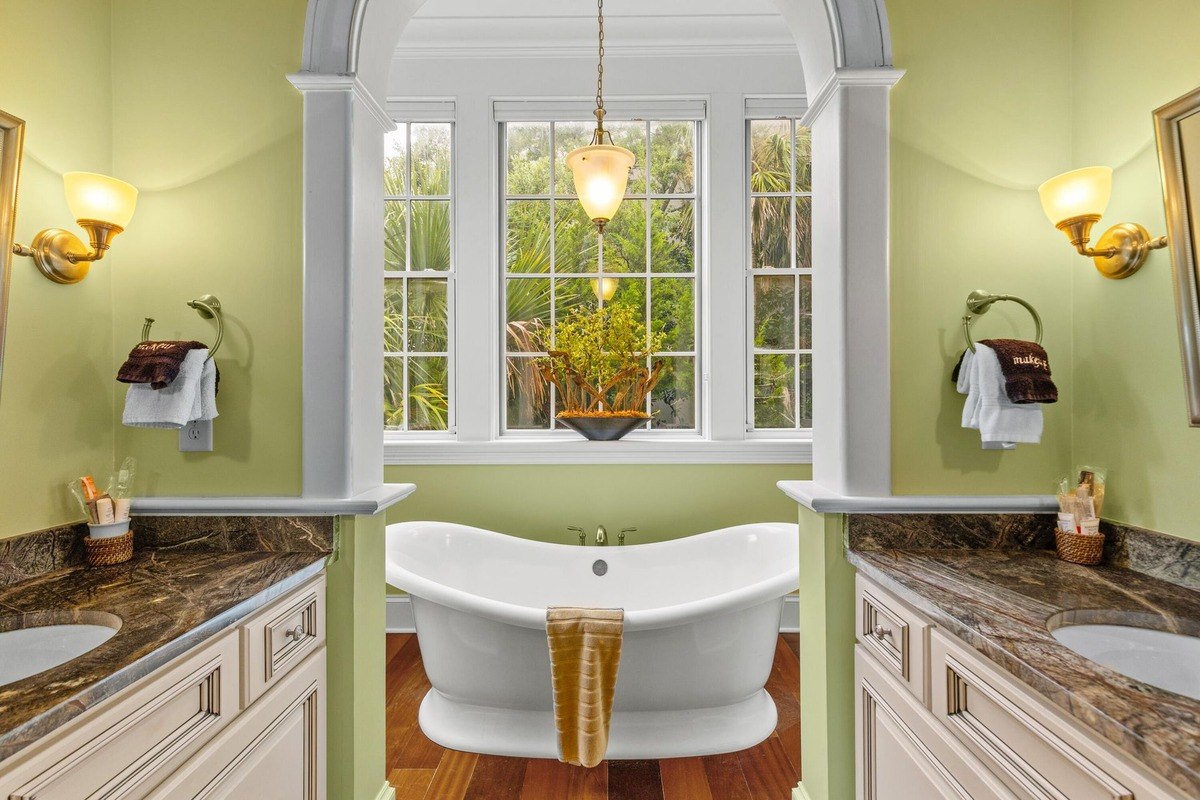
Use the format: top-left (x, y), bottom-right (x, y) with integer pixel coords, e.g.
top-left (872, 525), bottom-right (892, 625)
top-left (383, 435), bottom-right (812, 465)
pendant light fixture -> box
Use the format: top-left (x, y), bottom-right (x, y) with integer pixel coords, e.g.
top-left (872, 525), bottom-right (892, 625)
top-left (567, 0), bottom-right (634, 235)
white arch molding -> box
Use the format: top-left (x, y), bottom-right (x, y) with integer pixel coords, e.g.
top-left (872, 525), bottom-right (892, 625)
top-left (290, 0), bottom-right (901, 499)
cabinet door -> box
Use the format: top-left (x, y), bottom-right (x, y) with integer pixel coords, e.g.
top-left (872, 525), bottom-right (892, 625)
top-left (858, 647), bottom-right (1016, 800)
top-left (147, 649), bottom-right (325, 800)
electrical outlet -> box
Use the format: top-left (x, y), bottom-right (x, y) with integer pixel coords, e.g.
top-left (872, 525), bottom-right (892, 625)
top-left (179, 419), bottom-right (213, 452)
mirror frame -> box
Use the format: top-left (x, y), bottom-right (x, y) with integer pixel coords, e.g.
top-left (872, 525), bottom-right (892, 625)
top-left (1155, 87), bottom-right (1200, 426)
top-left (0, 110), bottom-right (25, 399)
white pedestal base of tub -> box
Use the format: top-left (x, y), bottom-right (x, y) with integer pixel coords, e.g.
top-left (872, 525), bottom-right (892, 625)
top-left (419, 688), bottom-right (778, 760)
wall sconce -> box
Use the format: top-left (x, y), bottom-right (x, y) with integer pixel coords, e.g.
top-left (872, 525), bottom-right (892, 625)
top-left (12, 172), bottom-right (138, 284)
top-left (1038, 166), bottom-right (1167, 279)
top-left (592, 276), bottom-right (618, 302)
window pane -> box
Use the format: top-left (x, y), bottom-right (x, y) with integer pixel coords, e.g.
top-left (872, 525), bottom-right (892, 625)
top-left (410, 124), bottom-right (451, 196)
top-left (651, 356), bottom-right (695, 429)
top-left (652, 277), bottom-right (694, 351)
top-left (799, 274), bottom-right (812, 349)
top-left (650, 199), bottom-right (694, 273)
top-left (554, 199), bottom-right (598, 273)
top-left (752, 196), bottom-right (790, 269)
top-left (384, 200), bottom-right (407, 271)
top-left (750, 120), bottom-right (791, 193)
top-left (384, 279), bottom-right (405, 353)
top-left (407, 279), bottom-right (448, 352)
top-left (506, 200), bottom-right (551, 273)
top-left (506, 356), bottom-right (551, 429)
top-left (608, 278), bottom-right (646, 322)
top-left (651, 122), bottom-right (694, 194)
top-left (754, 275), bottom-right (795, 350)
top-left (553, 121), bottom-right (593, 195)
top-left (795, 125), bottom-right (812, 193)
top-left (602, 199), bottom-right (647, 273)
top-left (606, 121), bottom-right (646, 196)
top-left (408, 356), bottom-right (449, 431)
top-left (384, 125), bottom-right (407, 196)
top-left (384, 356), bottom-right (405, 430)
top-left (795, 196), bottom-right (812, 270)
top-left (754, 353), bottom-right (795, 429)
top-left (797, 353), bottom-right (813, 427)
top-left (554, 277), bottom-right (598, 325)
top-left (409, 200), bottom-right (450, 270)
top-left (507, 278), bottom-right (550, 352)
top-left (507, 122), bottom-right (550, 195)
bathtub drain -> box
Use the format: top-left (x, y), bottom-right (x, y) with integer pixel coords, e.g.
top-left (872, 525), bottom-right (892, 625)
top-left (592, 560), bottom-right (608, 576)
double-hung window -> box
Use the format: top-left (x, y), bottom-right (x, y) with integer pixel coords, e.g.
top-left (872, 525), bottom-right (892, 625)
top-left (747, 107), bottom-right (812, 430)
top-left (383, 104), bottom-right (455, 434)
top-left (499, 101), bottom-right (702, 435)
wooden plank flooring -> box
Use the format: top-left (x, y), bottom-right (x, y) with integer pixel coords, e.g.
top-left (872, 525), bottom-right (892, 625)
top-left (386, 633), bottom-right (801, 799)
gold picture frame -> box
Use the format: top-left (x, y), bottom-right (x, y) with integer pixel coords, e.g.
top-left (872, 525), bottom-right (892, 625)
top-left (0, 110), bottom-right (25, 400)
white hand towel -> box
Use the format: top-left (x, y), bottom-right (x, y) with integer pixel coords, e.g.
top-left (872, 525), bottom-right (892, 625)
top-left (957, 344), bottom-right (1041, 449)
top-left (123, 348), bottom-right (209, 429)
top-left (192, 356), bottom-right (219, 422)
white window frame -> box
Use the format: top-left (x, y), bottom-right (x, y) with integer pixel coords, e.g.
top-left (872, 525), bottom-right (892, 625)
top-left (745, 98), bottom-right (812, 438)
top-left (384, 95), bottom-right (812, 465)
top-left (498, 112), bottom-right (703, 437)
top-left (383, 99), bottom-right (457, 443)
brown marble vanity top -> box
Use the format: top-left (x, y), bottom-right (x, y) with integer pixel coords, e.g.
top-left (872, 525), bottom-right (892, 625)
top-left (850, 547), bottom-right (1200, 798)
top-left (0, 547), bottom-right (327, 762)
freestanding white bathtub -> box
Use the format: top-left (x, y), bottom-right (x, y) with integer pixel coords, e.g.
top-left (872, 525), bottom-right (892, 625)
top-left (384, 521), bottom-right (800, 760)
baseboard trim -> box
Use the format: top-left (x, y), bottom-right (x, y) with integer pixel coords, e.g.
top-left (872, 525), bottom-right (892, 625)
top-left (387, 594), bottom-right (801, 634)
top-left (793, 782), bottom-right (814, 800)
top-left (374, 781), bottom-right (396, 800)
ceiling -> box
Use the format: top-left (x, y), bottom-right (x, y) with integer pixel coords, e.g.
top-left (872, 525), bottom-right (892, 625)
top-left (396, 0), bottom-right (797, 59)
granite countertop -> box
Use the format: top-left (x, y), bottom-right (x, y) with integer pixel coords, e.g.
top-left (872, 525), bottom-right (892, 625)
top-left (0, 548), bottom-right (327, 761)
top-left (850, 548), bottom-right (1200, 797)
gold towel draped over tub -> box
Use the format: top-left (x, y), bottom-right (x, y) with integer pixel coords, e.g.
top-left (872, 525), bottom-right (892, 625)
top-left (546, 607), bottom-right (625, 768)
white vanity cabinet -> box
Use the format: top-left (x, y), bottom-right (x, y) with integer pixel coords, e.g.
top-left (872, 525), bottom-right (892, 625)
top-left (855, 575), bottom-right (1188, 800)
top-left (0, 573), bottom-right (326, 800)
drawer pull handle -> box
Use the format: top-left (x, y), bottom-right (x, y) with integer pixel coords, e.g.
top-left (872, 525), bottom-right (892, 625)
top-left (284, 625), bottom-right (306, 642)
top-left (873, 624), bottom-right (892, 640)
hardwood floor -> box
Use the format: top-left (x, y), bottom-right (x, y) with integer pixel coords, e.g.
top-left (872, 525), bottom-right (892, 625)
top-left (386, 633), bottom-right (801, 799)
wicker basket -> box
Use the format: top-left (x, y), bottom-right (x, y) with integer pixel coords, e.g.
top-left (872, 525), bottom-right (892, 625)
top-left (85, 530), bottom-right (134, 567)
top-left (1054, 529), bottom-right (1103, 566)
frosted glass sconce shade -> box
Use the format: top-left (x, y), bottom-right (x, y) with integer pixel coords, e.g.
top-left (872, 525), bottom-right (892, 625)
top-left (64, 172), bottom-right (138, 228)
top-left (1038, 166), bottom-right (1112, 225)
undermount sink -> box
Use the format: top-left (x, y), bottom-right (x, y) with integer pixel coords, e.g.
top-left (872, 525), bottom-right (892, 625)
top-left (1051, 623), bottom-right (1200, 701)
top-left (0, 612), bottom-right (122, 687)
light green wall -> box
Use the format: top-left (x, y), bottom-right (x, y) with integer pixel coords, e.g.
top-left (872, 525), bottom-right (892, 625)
top-left (1069, 0), bottom-right (1200, 538)
top-left (0, 0), bottom-right (117, 539)
top-left (109, 0), bottom-right (305, 497)
top-left (888, 0), bottom-right (1076, 497)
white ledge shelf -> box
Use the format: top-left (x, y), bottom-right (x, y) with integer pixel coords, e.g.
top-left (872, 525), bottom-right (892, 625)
top-left (776, 480), bottom-right (1057, 514)
top-left (132, 483), bottom-right (417, 517)
top-left (385, 438), bottom-right (811, 465)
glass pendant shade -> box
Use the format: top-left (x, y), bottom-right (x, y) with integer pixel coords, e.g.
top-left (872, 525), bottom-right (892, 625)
top-left (567, 144), bottom-right (635, 226)
top-left (591, 276), bottom-right (618, 301)
top-left (1038, 166), bottom-right (1112, 225)
top-left (64, 172), bottom-right (138, 228)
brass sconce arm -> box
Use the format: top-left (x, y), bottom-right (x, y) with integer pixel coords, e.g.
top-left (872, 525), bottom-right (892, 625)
top-left (1054, 213), bottom-right (1168, 280)
top-left (11, 220), bottom-right (125, 284)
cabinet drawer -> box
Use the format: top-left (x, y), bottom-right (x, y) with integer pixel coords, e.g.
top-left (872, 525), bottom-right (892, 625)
top-left (857, 575), bottom-right (930, 704)
top-left (929, 630), bottom-right (1133, 800)
top-left (240, 576), bottom-right (325, 707)
top-left (2, 629), bottom-right (239, 800)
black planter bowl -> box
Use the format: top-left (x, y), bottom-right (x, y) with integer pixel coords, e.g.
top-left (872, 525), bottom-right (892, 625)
top-left (557, 414), bottom-right (648, 441)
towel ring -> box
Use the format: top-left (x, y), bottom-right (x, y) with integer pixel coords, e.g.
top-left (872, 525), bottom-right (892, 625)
top-left (961, 289), bottom-right (1042, 353)
top-left (140, 294), bottom-right (224, 359)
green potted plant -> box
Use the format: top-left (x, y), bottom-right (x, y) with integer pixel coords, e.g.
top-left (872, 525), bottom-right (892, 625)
top-left (536, 304), bottom-right (665, 441)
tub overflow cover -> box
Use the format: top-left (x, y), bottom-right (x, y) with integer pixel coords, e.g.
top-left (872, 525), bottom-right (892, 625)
top-left (592, 560), bottom-right (608, 576)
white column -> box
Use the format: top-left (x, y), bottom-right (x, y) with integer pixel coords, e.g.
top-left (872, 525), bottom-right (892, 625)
top-left (806, 68), bottom-right (903, 497)
top-left (288, 74), bottom-right (393, 498)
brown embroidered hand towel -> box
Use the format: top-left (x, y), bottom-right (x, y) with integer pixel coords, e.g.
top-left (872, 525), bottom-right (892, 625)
top-left (547, 607), bottom-right (624, 769)
top-left (977, 338), bottom-right (1057, 404)
top-left (117, 341), bottom-right (208, 389)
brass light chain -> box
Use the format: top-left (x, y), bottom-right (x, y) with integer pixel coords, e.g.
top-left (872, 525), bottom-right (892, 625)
top-left (593, 0), bottom-right (608, 144)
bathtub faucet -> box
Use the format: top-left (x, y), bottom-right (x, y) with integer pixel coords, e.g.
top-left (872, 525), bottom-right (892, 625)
top-left (619, 527), bottom-right (637, 546)
top-left (595, 525), bottom-right (608, 546)
top-left (567, 526), bottom-right (586, 546)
